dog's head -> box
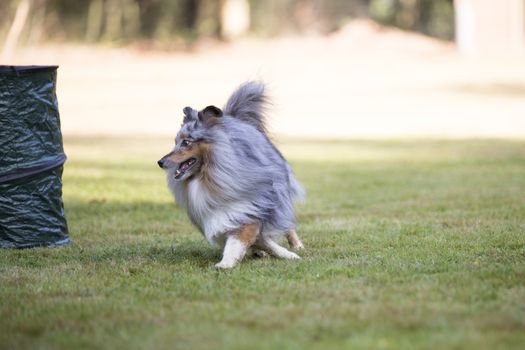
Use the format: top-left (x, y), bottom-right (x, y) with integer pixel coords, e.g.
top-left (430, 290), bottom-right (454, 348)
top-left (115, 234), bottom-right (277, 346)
top-left (158, 105), bottom-right (222, 181)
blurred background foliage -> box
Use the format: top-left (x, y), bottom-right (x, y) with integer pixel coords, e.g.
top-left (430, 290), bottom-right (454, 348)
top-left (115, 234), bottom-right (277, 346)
top-left (0, 0), bottom-right (454, 49)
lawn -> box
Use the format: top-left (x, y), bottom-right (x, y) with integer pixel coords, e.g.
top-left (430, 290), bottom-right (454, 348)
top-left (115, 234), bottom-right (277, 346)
top-left (1, 137), bottom-right (524, 350)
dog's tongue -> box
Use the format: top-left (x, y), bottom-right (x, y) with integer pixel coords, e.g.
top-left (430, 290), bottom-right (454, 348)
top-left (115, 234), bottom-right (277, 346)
top-left (180, 162), bottom-right (189, 171)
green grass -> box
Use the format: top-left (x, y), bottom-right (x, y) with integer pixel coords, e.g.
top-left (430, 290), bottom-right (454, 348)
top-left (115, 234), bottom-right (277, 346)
top-left (1, 138), bottom-right (524, 350)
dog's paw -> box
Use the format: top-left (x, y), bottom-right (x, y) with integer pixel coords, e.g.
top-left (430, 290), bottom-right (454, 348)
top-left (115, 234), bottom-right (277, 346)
top-left (291, 242), bottom-right (305, 251)
top-left (214, 261), bottom-right (237, 269)
top-left (286, 251), bottom-right (301, 260)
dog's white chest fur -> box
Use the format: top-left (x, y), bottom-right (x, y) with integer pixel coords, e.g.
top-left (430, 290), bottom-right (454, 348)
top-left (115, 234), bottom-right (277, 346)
top-left (186, 179), bottom-right (255, 245)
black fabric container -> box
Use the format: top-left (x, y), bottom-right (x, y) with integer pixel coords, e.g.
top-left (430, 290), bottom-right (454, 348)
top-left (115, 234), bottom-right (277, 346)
top-left (0, 66), bottom-right (69, 248)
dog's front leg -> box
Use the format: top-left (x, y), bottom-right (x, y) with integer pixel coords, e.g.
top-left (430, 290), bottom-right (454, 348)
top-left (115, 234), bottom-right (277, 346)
top-left (215, 222), bottom-right (259, 269)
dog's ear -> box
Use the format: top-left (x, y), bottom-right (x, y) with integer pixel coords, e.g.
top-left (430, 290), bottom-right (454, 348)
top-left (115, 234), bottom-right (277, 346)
top-left (183, 107), bottom-right (196, 123)
top-left (198, 105), bottom-right (223, 126)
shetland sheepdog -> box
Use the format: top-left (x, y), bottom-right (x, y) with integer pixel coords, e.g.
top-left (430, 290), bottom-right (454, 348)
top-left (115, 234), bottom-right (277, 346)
top-left (158, 81), bottom-right (305, 269)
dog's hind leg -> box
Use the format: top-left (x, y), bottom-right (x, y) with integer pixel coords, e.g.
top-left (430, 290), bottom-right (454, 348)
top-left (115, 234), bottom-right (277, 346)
top-left (215, 223), bottom-right (259, 269)
top-left (258, 238), bottom-right (301, 260)
top-left (287, 229), bottom-right (304, 250)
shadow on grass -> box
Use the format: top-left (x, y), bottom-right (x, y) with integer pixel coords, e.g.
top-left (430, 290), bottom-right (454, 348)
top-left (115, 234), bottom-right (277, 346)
top-left (21, 198), bottom-right (223, 268)
top-left (79, 239), bottom-right (219, 265)
top-left (6, 235), bottom-right (223, 269)
top-left (64, 197), bottom-right (182, 226)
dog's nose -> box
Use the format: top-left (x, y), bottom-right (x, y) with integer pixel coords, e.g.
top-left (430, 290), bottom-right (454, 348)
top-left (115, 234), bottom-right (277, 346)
top-left (157, 159), bottom-right (164, 168)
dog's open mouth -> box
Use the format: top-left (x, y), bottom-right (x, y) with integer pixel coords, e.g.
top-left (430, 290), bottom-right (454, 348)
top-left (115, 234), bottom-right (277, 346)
top-left (174, 158), bottom-right (197, 179)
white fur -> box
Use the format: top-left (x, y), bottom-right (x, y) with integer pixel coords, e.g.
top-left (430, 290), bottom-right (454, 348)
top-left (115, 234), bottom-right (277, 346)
top-left (167, 168), bottom-right (186, 208)
top-left (258, 238), bottom-right (301, 260)
top-left (215, 236), bottom-right (248, 269)
top-left (185, 179), bottom-right (259, 246)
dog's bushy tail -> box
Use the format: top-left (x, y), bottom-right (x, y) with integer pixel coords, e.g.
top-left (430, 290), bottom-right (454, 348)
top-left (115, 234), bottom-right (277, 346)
top-left (223, 81), bottom-right (269, 133)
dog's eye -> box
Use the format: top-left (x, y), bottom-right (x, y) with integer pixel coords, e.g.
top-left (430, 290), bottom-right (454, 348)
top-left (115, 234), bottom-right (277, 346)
top-left (181, 139), bottom-right (191, 147)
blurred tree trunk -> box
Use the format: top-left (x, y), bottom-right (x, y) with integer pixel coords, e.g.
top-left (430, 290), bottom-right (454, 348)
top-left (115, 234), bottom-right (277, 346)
top-left (417, 0), bottom-right (433, 34)
top-left (86, 0), bottom-right (104, 41)
top-left (221, 0), bottom-right (250, 39)
top-left (1, 0), bottom-right (31, 60)
top-left (97, 0), bottom-right (139, 42)
top-left (397, 0), bottom-right (418, 29)
top-left (197, 0), bottom-right (222, 38)
top-left (103, 0), bottom-right (124, 41)
top-left (182, 0), bottom-right (199, 29)
top-left (27, 0), bottom-right (47, 45)
top-left (122, 0), bottom-right (140, 39)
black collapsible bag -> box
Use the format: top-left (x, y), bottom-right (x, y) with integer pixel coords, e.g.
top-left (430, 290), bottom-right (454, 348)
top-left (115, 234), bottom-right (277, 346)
top-left (0, 66), bottom-right (69, 248)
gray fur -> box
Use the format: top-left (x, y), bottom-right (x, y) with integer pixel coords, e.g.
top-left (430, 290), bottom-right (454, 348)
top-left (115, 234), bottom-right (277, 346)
top-left (223, 81), bottom-right (268, 133)
top-left (166, 81), bottom-right (305, 246)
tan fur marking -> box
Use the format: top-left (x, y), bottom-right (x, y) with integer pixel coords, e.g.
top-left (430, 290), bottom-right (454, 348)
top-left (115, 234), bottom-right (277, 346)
top-left (199, 143), bottom-right (221, 194)
top-left (165, 141), bottom-right (209, 165)
top-left (287, 229), bottom-right (304, 250)
top-left (235, 223), bottom-right (260, 247)
top-left (166, 148), bottom-right (195, 164)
